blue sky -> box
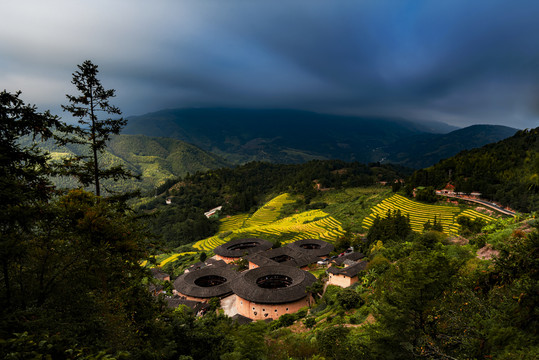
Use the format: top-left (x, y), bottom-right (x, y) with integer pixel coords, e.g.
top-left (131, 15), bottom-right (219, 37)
top-left (1, 0), bottom-right (539, 129)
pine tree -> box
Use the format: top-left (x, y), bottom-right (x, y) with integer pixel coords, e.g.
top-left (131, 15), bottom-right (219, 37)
top-left (0, 90), bottom-right (61, 309)
top-left (60, 60), bottom-right (134, 196)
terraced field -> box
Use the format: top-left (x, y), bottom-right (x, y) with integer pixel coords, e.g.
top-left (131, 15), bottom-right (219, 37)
top-left (243, 193), bottom-right (296, 227)
top-left (194, 193), bottom-right (346, 251)
top-left (362, 194), bottom-right (495, 235)
top-left (219, 214), bottom-right (249, 232)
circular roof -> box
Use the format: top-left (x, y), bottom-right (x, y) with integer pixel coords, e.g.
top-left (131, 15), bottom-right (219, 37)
top-left (214, 238), bottom-right (273, 258)
top-left (287, 239), bottom-right (335, 257)
top-left (174, 266), bottom-right (239, 299)
top-left (231, 265), bottom-right (316, 304)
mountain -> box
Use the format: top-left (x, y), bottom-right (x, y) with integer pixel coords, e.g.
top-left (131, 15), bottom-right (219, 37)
top-left (383, 125), bottom-right (518, 168)
top-left (407, 127), bottom-right (539, 212)
top-left (28, 134), bottom-right (231, 192)
top-left (123, 108), bottom-right (515, 167)
top-left (123, 108), bottom-right (458, 164)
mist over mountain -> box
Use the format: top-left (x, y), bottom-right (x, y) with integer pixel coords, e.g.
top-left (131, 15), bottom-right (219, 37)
top-left (124, 108), bottom-right (515, 167)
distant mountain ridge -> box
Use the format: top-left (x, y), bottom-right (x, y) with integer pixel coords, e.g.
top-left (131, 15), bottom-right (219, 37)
top-left (383, 124), bottom-right (518, 168)
top-left (123, 108), bottom-right (516, 167)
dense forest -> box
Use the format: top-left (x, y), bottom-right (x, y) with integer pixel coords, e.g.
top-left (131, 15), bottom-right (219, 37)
top-left (138, 160), bottom-right (411, 247)
top-left (407, 127), bottom-right (539, 212)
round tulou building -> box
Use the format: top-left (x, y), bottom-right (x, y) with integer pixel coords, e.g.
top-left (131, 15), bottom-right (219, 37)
top-left (287, 238), bottom-right (335, 258)
top-left (173, 265), bottom-right (239, 301)
top-left (213, 238), bottom-right (273, 263)
top-left (231, 265), bottom-right (316, 320)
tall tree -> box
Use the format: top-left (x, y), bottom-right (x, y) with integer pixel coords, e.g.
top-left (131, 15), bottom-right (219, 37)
top-left (61, 60), bottom-right (133, 196)
top-left (0, 90), bottom-right (61, 309)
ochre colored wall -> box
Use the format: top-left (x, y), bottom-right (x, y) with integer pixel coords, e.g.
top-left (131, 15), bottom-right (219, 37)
top-left (215, 255), bottom-right (239, 264)
top-left (236, 295), bottom-right (311, 320)
top-left (327, 273), bottom-right (358, 288)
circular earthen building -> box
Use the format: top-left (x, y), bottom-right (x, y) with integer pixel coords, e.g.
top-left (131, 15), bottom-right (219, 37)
top-left (173, 265), bottom-right (239, 301)
top-left (287, 239), bottom-right (335, 258)
top-left (231, 265), bottom-right (316, 320)
top-left (213, 238), bottom-right (273, 263)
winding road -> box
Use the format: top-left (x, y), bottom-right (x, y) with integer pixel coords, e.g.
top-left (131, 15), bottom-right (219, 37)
top-left (439, 194), bottom-right (516, 217)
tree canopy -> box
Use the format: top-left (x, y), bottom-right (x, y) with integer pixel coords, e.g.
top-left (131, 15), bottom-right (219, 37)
top-left (60, 60), bottom-right (134, 196)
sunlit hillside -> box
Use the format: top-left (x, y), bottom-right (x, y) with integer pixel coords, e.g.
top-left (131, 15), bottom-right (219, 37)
top-left (193, 193), bottom-right (345, 251)
top-left (362, 194), bottom-right (495, 235)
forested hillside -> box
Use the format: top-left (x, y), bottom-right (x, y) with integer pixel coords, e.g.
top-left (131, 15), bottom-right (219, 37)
top-left (384, 124), bottom-right (517, 168)
top-left (407, 127), bottom-right (539, 212)
top-left (25, 134), bottom-right (231, 192)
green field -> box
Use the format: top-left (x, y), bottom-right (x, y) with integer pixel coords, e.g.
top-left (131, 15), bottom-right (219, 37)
top-left (362, 194), bottom-right (495, 235)
top-left (193, 193), bottom-right (346, 251)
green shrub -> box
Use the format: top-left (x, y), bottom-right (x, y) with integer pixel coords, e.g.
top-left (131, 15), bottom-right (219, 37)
top-left (367, 254), bottom-right (390, 274)
top-left (338, 289), bottom-right (364, 310)
top-left (304, 317), bottom-right (316, 328)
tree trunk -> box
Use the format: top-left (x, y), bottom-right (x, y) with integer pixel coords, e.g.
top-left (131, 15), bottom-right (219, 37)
top-left (89, 85), bottom-right (100, 197)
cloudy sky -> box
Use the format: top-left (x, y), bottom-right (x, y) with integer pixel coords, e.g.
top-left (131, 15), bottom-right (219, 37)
top-left (1, 0), bottom-right (539, 129)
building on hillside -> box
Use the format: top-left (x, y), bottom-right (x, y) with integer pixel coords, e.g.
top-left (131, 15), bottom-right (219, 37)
top-left (150, 268), bottom-right (171, 282)
top-left (331, 252), bottom-right (365, 266)
top-left (286, 238), bottom-right (335, 259)
top-left (436, 183), bottom-right (456, 196)
top-left (213, 238), bottom-right (273, 264)
top-left (165, 296), bottom-right (210, 316)
top-left (173, 265), bottom-right (239, 301)
top-left (245, 246), bottom-right (320, 270)
top-left (184, 258), bottom-right (227, 273)
top-left (231, 265), bottom-right (316, 321)
top-left (204, 206), bottom-right (223, 218)
top-left (327, 260), bottom-right (368, 288)
top-left (148, 283), bottom-right (165, 296)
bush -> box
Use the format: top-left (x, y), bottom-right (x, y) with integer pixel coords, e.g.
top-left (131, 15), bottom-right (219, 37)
top-left (270, 313), bottom-right (295, 330)
top-left (304, 317), bottom-right (316, 328)
top-left (310, 302), bottom-right (327, 315)
top-left (367, 254), bottom-right (391, 274)
top-left (470, 234), bottom-right (487, 249)
top-left (322, 285), bottom-right (343, 306)
top-left (199, 252), bottom-right (207, 262)
top-left (338, 289), bottom-right (364, 310)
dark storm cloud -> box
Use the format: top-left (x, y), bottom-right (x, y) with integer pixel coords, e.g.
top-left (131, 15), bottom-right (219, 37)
top-left (1, 0), bottom-right (538, 128)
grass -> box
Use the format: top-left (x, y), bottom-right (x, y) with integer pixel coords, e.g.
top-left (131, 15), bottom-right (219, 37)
top-left (314, 187), bottom-right (392, 233)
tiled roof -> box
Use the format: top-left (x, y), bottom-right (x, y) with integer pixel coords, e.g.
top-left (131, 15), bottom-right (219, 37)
top-left (332, 252), bottom-right (365, 266)
top-left (214, 238), bottom-right (273, 258)
top-left (327, 260), bottom-right (367, 278)
top-left (150, 268), bottom-right (170, 280)
top-left (173, 265), bottom-right (239, 299)
top-left (231, 265), bottom-right (316, 304)
top-left (246, 246), bottom-right (320, 268)
top-left (286, 239), bottom-right (335, 257)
